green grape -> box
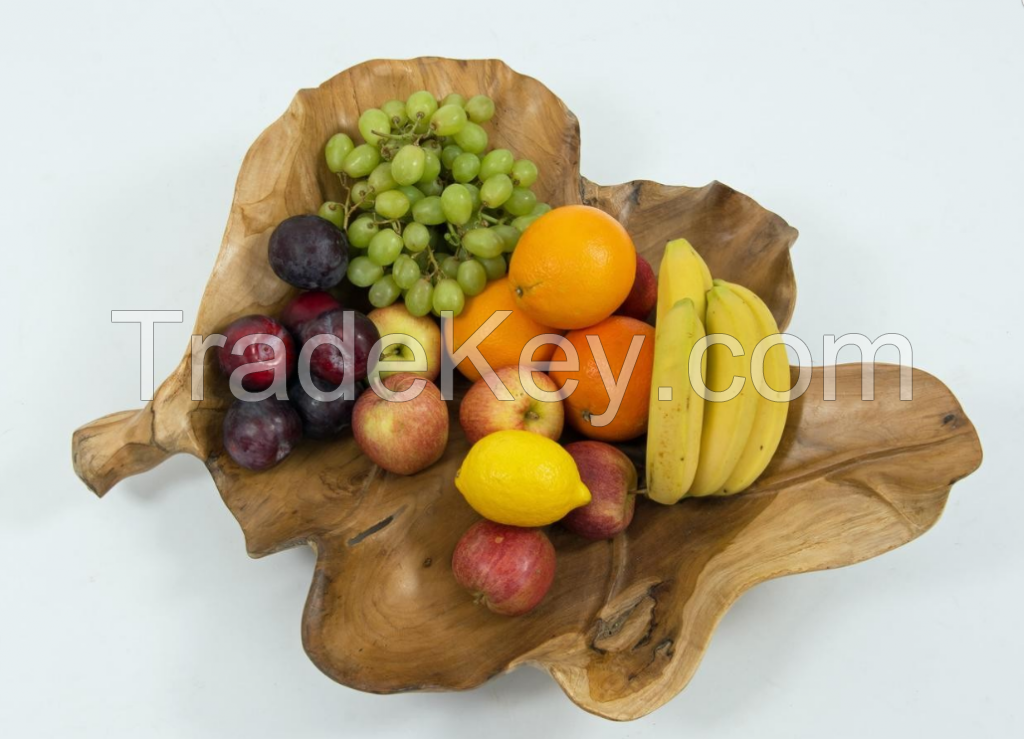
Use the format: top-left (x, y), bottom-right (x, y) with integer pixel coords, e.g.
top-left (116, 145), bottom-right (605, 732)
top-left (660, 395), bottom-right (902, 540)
top-left (441, 184), bottom-right (473, 225)
top-left (381, 99), bottom-right (408, 128)
top-left (398, 185), bottom-right (424, 207)
top-left (325, 133), bottom-right (355, 173)
top-left (358, 108), bottom-right (390, 147)
top-left (369, 275), bottom-right (401, 308)
top-left (456, 259), bottom-right (487, 296)
top-left (368, 229), bottom-right (404, 266)
top-left (510, 159), bottom-right (538, 188)
top-left (531, 202), bottom-right (551, 216)
top-left (451, 152), bottom-right (480, 183)
top-left (412, 195), bottom-right (446, 225)
top-left (464, 95), bottom-right (495, 123)
top-left (441, 256), bottom-right (461, 279)
top-left (504, 187), bottom-right (537, 217)
top-left (318, 201), bottom-right (345, 229)
top-left (392, 254), bottom-right (422, 290)
top-left (433, 278), bottom-right (466, 316)
top-left (440, 144), bottom-right (463, 170)
top-left (430, 104), bottom-right (468, 136)
top-left (463, 182), bottom-right (481, 210)
top-left (421, 138), bottom-right (442, 156)
top-left (347, 255), bottom-right (384, 287)
top-left (391, 145), bottom-right (426, 186)
top-left (418, 151), bottom-right (442, 185)
top-left (492, 224), bottom-right (521, 253)
top-left (406, 91), bottom-right (438, 131)
top-left (368, 162), bottom-right (398, 193)
top-left (418, 178), bottom-right (444, 197)
top-left (512, 214), bottom-right (540, 232)
top-left (350, 179), bottom-right (375, 209)
top-left (479, 149), bottom-right (513, 180)
top-left (453, 121), bottom-right (488, 154)
top-left (442, 92), bottom-right (466, 108)
top-left (375, 190), bottom-right (410, 220)
top-left (347, 215), bottom-right (380, 248)
top-left (342, 144), bottom-right (381, 178)
top-left (404, 279), bottom-right (434, 317)
top-left (478, 255), bottom-right (507, 280)
top-left (480, 174), bottom-right (513, 208)
top-left (462, 228), bottom-right (503, 259)
top-left (402, 221), bottom-right (431, 252)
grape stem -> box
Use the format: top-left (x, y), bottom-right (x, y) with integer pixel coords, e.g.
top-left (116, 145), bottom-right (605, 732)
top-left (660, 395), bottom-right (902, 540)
top-left (371, 129), bottom-right (415, 141)
top-left (424, 243), bottom-right (442, 281)
top-left (340, 178), bottom-right (353, 230)
top-left (446, 222), bottom-right (462, 247)
top-left (343, 186), bottom-right (373, 229)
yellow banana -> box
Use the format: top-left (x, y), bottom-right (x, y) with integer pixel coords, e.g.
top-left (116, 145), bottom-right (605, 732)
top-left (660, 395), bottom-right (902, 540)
top-left (657, 239), bottom-right (713, 328)
top-left (687, 283), bottom-right (761, 497)
top-left (719, 281), bottom-right (790, 495)
top-left (695, 246), bottom-right (713, 292)
top-left (646, 298), bottom-right (706, 504)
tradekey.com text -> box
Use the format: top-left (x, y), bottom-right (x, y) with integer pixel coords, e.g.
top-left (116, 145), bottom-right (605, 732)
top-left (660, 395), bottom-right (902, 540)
top-left (115, 309), bottom-right (914, 429)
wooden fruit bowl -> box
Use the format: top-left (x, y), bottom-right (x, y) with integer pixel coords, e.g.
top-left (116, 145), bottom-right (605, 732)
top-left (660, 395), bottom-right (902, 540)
top-left (71, 58), bottom-right (982, 721)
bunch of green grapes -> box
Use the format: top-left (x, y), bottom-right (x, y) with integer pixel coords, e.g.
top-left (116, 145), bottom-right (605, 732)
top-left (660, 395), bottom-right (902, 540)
top-left (317, 91), bottom-right (550, 317)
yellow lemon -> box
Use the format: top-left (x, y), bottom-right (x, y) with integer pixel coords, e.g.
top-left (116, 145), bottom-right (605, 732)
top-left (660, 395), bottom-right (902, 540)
top-left (455, 430), bottom-right (591, 526)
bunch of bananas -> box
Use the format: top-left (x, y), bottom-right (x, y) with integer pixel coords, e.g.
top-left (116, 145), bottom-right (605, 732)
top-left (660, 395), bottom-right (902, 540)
top-left (646, 239), bottom-right (790, 504)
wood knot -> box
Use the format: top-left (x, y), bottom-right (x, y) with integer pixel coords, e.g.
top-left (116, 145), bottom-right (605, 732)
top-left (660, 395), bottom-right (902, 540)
top-left (591, 594), bottom-right (657, 653)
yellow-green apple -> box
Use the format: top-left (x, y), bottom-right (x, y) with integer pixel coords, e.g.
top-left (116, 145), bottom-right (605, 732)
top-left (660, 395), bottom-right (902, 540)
top-left (352, 373), bottom-right (449, 475)
top-left (458, 365), bottom-right (564, 444)
top-left (561, 441), bottom-right (637, 539)
top-left (367, 304), bottom-right (441, 381)
top-left (451, 520), bottom-right (556, 616)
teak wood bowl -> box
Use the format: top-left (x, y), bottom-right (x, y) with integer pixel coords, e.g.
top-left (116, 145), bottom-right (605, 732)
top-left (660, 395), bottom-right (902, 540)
top-left (71, 58), bottom-right (983, 721)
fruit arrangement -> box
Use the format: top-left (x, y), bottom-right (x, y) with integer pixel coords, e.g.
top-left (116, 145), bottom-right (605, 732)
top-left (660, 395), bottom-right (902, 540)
top-left (72, 59), bottom-right (982, 719)
top-left (215, 87), bottom-right (794, 617)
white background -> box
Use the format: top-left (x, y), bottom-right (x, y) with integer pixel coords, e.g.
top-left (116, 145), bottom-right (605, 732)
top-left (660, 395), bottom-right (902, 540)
top-left (2, 1), bottom-right (1021, 736)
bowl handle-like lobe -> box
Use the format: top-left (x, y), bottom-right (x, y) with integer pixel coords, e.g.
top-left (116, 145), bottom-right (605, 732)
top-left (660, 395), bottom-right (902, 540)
top-left (73, 352), bottom-right (213, 495)
top-left (72, 406), bottom-right (169, 497)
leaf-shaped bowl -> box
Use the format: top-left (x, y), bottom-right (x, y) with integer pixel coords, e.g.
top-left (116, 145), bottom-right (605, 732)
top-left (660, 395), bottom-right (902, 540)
top-left (71, 58), bottom-right (982, 721)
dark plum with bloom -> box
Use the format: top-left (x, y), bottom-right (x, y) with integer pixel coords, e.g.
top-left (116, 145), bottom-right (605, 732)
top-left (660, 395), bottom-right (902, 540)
top-left (289, 375), bottom-right (365, 439)
top-left (268, 215), bottom-right (348, 290)
top-left (222, 397), bottom-right (302, 471)
top-left (298, 308), bottom-right (380, 385)
top-left (217, 314), bottom-right (295, 391)
top-left (279, 290), bottom-right (341, 335)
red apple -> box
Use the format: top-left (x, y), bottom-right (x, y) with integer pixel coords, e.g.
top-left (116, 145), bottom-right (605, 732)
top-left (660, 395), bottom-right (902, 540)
top-left (561, 441), bottom-right (638, 539)
top-left (279, 290), bottom-right (340, 335)
top-left (459, 365), bottom-right (564, 444)
top-left (451, 520), bottom-right (556, 616)
top-left (615, 254), bottom-right (657, 321)
top-left (367, 303), bottom-right (442, 382)
top-left (352, 372), bottom-right (449, 475)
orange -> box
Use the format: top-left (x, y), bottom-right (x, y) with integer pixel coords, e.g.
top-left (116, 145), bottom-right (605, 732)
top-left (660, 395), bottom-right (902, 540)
top-left (450, 277), bottom-right (563, 382)
top-left (550, 316), bottom-right (655, 442)
top-left (508, 205), bottom-right (637, 330)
